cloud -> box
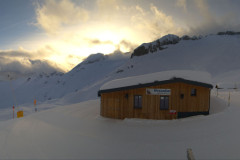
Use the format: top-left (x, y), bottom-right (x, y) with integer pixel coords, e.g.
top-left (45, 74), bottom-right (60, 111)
top-left (131, 4), bottom-right (184, 39)
top-left (118, 40), bottom-right (137, 52)
top-left (135, 5), bottom-right (145, 15)
top-left (0, 57), bottom-right (62, 80)
top-left (1, 59), bottom-right (58, 74)
top-left (0, 46), bottom-right (66, 80)
top-left (34, 0), bottom-right (187, 59)
top-left (86, 38), bottom-right (137, 53)
top-left (176, 0), bottom-right (187, 12)
top-left (96, 0), bottom-right (119, 15)
top-left (35, 0), bottom-right (89, 34)
top-left (29, 0), bottom-right (237, 73)
top-left (0, 50), bottom-right (30, 58)
top-left (87, 39), bottom-right (114, 46)
top-left (186, 0), bottom-right (240, 35)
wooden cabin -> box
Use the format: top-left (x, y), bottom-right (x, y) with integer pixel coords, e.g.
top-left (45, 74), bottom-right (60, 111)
top-left (98, 71), bottom-right (213, 120)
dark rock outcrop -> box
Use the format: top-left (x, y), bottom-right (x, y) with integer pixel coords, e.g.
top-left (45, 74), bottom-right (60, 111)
top-left (217, 31), bottom-right (240, 35)
top-left (131, 34), bottom-right (180, 58)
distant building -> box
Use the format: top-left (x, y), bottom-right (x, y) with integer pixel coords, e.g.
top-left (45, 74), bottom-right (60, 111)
top-left (98, 71), bottom-right (213, 120)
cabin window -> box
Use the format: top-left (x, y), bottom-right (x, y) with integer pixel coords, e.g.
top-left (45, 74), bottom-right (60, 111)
top-left (125, 93), bottom-right (129, 99)
top-left (134, 95), bottom-right (142, 109)
top-left (180, 94), bottom-right (184, 99)
top-left (160, 96), bottom-right (169, 110)
top-left (191, 89), bottom-right (197, 96)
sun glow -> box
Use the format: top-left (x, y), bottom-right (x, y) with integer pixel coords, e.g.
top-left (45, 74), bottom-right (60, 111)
top-left (21, 24), bottom-right (137, 72)
top-left (91, 44), bottom-right (116, 54)
top-left (85, 26), bottom-right (135, 53)
top-left (96, 30), bottom-right (121, 44)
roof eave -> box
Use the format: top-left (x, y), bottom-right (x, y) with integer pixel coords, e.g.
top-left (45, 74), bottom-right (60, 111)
top-left (98, 78), bottom-right (213, 96)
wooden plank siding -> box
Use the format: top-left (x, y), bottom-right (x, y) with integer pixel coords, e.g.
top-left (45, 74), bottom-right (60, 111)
top-left (100, 82), bottom-right (211, 120)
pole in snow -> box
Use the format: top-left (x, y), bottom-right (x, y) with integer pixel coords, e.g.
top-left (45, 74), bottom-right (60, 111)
top-left (228, 91), bottom-right (230, 106)
top-left (12, 105), bottom-right (15, 119)
top-left (34, 99), bottom-right (37, 112)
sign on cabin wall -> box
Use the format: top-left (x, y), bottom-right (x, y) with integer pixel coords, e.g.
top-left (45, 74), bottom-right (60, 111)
top-left (146, 88), bottom-right (171, 95)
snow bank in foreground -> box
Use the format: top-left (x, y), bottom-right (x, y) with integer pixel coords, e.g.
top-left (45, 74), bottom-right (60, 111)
top-left (0, 94), bottom-right (236, 159)
top-left (101, 70), bottom-right (212, 90)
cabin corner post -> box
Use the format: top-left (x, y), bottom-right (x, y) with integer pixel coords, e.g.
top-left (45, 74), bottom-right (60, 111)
top-left (208, 88), bottom-right (211, 114)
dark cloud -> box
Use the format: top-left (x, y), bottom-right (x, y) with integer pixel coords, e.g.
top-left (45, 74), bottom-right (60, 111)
top-left (118, 40), bottom-right (137, 52)
top-left (0, 58), bottom-right (62, 74)
top-left (86, 38), bottom-right (137, 53)
top-left (185, 0), bottom-right (240, 36)
top-left (0, 49), bottom-right (64, 80)
top-left (0, 50), bottom-right (30, 58)
top-left (187, 19), bottom-right (240, 36)
top-left (87, 39), bottom-right (114, 45)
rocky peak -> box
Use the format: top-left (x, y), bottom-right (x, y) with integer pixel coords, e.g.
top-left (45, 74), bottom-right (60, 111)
top-left (131, 34), bottom-right (180, 58)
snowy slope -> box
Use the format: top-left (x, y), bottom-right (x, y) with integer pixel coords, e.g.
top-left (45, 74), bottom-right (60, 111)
top-left (119, 34), bottom-right (240, 77)
top-left (0, 33), bottom-right (240, 159)
top-left (0, 94), bottom-right (240, 159)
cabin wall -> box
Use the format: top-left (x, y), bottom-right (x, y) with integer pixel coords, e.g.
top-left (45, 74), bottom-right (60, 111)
top-left (100, 82), bottom-right (211, 120)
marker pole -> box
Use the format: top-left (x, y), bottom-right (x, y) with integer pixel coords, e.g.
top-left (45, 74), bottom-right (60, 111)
top-left (34, 99), bottom-right (37, 112)
top-left (12, 105), bottom-right (15, 119)
top-left (228, 91), bottom-right (231, 106)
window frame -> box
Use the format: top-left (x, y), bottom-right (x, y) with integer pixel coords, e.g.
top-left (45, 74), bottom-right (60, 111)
top-left (160, 96), bottom-right (169, 110)
top-left (191, 88), bottom-right (197, 96)
top-left (134, 95), bottom-right (142, 109)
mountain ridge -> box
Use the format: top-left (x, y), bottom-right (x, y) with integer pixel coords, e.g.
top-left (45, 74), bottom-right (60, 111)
top-left (131, 31), bottom-right (240, 58)
top-left (1, 32), bottom-right (240, 108)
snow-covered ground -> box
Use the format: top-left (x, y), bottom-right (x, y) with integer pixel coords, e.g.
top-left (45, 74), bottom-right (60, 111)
top-left (0, 91), bottom-right (240, 159)
top-left (0, 33), bottom-right (240, 159)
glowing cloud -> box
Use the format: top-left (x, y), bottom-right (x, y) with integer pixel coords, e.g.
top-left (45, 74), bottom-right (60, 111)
top-left (130, 4), bottom-right (184, 39)
top-left (0, 47), bottom-right (65, 80)
top-left (36, 0), bottom-right (89, 34)
top-left (10, 0), bottom-right (238, 74)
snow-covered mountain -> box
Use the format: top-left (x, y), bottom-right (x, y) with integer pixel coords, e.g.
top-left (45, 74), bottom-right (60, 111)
top-left (1, 32), bottom-right (240, 108)
top-left (0, 52), bottom-right (129, 107)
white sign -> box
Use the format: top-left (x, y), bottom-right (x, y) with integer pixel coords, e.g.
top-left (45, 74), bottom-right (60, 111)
top-left (169, 110), bottom-right (177, 114)
top-left (146, 88), bottom-right (171, 95)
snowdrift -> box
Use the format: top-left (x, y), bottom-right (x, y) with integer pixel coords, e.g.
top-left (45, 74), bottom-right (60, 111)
top-left (0, 93), bottom-right (237, 159)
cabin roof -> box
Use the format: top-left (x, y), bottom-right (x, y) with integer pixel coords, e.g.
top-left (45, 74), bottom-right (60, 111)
top-left (98, 70), bottom-right (213, 95)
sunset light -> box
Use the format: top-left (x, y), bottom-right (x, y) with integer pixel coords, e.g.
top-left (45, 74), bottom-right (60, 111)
top-left (0, 0), bottom-right (240, 73)
top-left (1, 1), bottom-right (240, 159)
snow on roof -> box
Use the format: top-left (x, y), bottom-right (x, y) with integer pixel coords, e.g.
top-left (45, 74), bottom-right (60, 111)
top-left (100, 70), bottom-right (212, 90)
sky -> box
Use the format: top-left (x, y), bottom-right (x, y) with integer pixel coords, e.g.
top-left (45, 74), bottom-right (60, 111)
top-left (0, 0), bottom-right (240, 74)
